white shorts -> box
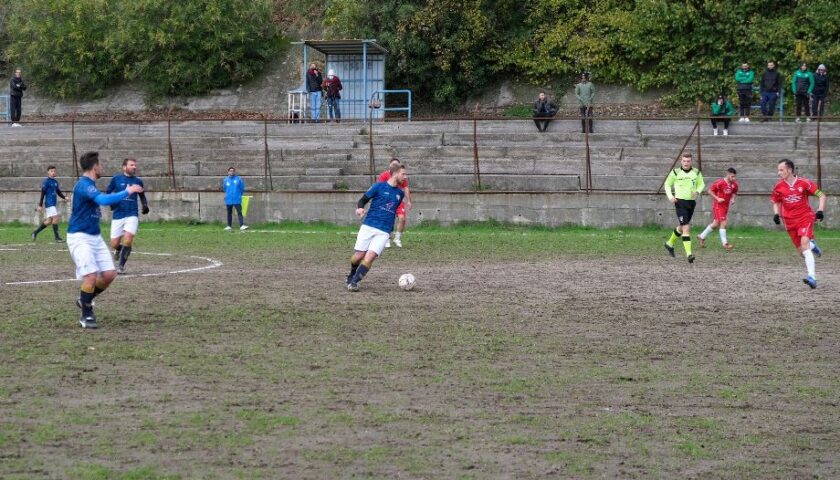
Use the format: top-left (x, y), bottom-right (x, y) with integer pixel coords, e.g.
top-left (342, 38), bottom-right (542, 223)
top-left (110, 216), bottom-right (139, 239)
top-left (44, 206), bottom-right (59, 218)
top-left (353, 224), bottom-right (390, 256)
top-left (67, 232), bottom-right (115, 279)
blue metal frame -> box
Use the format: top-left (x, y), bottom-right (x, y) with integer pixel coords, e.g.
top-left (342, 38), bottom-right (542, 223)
top-left (0, 95), bottom-right (9, 122)
top-left (372, 90), bottom-right (412, 120)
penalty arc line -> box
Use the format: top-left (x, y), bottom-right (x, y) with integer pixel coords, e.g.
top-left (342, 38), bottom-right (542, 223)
top-left (2, 250), bottom-right (223, 286)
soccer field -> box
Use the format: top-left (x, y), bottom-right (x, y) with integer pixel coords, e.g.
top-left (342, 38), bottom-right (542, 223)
top-left (1, 222), bottom-right (838, 479)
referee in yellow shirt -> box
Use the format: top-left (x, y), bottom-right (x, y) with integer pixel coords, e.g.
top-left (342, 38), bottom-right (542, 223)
top-left (664, 152), bottom-right (705, 263)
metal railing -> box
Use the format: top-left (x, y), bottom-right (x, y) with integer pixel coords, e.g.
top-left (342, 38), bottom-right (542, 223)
top-left (2, 113), bottom-right (836, 195)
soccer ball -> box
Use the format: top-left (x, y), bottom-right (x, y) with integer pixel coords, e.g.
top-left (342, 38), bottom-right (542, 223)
top-left (398, 273), bottom-right (416, 291)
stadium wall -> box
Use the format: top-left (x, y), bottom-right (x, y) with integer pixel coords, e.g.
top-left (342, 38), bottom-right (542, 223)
top-left (1, 191), bottom-right (835, 229)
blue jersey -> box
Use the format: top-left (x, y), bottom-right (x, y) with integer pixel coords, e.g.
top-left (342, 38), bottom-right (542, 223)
top-left (68, 177), bottom-right (130, 235)
top-left (223, 175), bottom-right (245, 205)
top-left (107, 174), bottom-right (145, 219)
top-left (362, 181), bottom-right (404, 233)
top-left (41, 177), bottom-right (61, 208)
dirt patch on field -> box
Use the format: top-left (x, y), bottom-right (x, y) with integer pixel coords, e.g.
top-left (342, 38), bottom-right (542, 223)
top-left (1, 242), bottom-right (838, 478)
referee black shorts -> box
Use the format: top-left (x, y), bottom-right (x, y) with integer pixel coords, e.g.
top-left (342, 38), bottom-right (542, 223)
top-left (674, 199), bottom-right (696, 226)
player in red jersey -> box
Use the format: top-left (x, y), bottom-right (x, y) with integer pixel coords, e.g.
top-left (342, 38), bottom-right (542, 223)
top-left (698, 167), bottom-right (739, 250)
top-left (771, 159), bottom-right (827, 289)
top-left (378, 158), bottom-right (412, 247)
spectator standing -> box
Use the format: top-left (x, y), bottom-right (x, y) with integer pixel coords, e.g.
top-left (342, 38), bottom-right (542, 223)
top-left (532, 91), bottom-right (557, 132)
top-left (759, 61), bottom-right (781, 122)
top-left (811, 64), bottom-right (829, 119)
top-left (734, 63), bottom-right (755, 122)
top-left (9, 68), bottom-right (26, 127)
top-left (710, 94), bottom-right (735, 136)
top-left (575, 73), bottom-right (595, 134)
top-left (322, 69), bottom-right (343, 123)
top-left (791, 62), bottom-right (814, 122)
top-left (222, 167), bottom-right (248, 231)
top-left (306, 63), bottom-right (323, 123)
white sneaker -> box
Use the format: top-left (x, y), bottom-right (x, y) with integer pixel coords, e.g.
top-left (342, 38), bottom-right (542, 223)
top-left (723, 129), bottom-right (729, 136)
top-left (393, 238), bottom-right (402, 248)
top-left (744, 117), bottom-right (750, 123)
top-left (11, 123), bottom-right (21, 127)
top-left (806, 117), bottom-right (812, 122)
top-left (240, 225), bottom-right (249, 231)
top-left (795, 117), bottom-right (801, 123)
top-left (224, 226), bottom-right (232, 231)
top-left (385, 240), bottom-right (391, 248)
top-left (713, 128), bottom-right (718, 136)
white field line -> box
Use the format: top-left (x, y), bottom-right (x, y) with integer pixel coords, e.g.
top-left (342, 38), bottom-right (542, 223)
top-left (2, 248), bottom-right (223, 286)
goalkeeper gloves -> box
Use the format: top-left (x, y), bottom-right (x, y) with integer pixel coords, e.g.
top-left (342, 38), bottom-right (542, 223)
top-left (816, 210), bottom-right (824, 221)
top-left (773, 214), bottom-right (780, 225)
top-left (142, 205), bottom-right (150, 215)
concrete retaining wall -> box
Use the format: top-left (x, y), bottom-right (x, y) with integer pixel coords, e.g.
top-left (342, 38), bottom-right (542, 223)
top-left (2, 191), bottom-right (835, 229)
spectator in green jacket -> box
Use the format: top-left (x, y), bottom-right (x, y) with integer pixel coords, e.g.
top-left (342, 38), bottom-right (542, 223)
top-left (791, 62), bottom-right (815, 122)
top-left (575, 72), bottom-right (595, 134)
top-left (734, 63), bottom-right (755, 122)
top-left (710, 94), bottom-right (735, 136)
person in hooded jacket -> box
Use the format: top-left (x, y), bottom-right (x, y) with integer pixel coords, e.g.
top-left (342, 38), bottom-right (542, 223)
top-left (811, 64), bottom-right (830, 119)
top-left (734, 63), bottom-right (755, 122)
top-left (9, 68), bottom-right (27, 126)
top-left (322, 69), bottom-right (343, 123)
top-left (759, 61), bottom-right (781, 122)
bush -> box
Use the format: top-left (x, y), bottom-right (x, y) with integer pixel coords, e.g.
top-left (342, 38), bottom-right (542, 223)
top-left (5, 0), bottom-right (283, 99)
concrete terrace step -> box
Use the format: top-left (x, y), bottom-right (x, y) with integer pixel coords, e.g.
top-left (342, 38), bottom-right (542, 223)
top-left (305, 167), bottom-right (343, 176)
top-left (297, 182), bottom-right (335, 191)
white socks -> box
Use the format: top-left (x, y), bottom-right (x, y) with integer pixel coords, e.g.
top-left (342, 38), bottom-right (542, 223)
top-left (699, 225), bottom-right (713, 240)
top-left (803, 250), bottom-right (816, 278)
top-left (395, 232), bottom-right (402, 241)
top-left (719, 228), bottom-right (728, 245)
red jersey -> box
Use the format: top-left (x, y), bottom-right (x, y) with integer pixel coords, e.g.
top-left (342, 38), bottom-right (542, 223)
top-left (710, 178), bottom-right (738, 205)
top-left (771, 176), bottom-right (820, 223)
top-left (378, 170), bottom-right (409, 190)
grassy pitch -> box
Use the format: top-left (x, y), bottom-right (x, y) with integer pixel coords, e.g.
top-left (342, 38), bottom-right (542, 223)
top-left (1, 222), bottom-right (838, 479)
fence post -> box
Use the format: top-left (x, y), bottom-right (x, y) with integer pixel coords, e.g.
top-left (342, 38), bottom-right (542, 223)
top-left (695, 119), bottom-right (702, 172)
top-left (816, 114), bottom-right (822, 189)
top-left (71, 115), bottom-right (79, 179)
top-left (657, 122), bottom-right (699, 194)
top-left (584, 118), bottom-right (592, 194)
top-left (472, 103), bottom-right (481, 190)
top-left (167, 114), bottom-right (176, 190)
top-left (263, 114), bottom-right (273, 190)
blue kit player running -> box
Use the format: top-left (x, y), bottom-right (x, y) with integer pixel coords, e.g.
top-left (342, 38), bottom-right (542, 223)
top-left (346, 163), bottom-right (408, 292)
top-left (107, 158), bottom-right (149, 273)
top-left (68, 152), bottom-right (144, 329)
top-left (32, 165), bottom-right (68, 242)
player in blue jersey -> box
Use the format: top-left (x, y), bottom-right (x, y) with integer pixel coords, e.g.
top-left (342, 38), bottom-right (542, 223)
top-left (346, 163), bottom-right (408, 292)
top-left (31, 165), bottom-right (68, 242)
top-left (222, 166), bottom-right (248, 231)
top-left (106, 158), bottom-right (149, 274)
top-left (67, 152), bottom-right (144, 329)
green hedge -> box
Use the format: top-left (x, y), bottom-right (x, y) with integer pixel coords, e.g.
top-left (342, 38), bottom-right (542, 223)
top-left (5, 0), bottom-right (283, 98)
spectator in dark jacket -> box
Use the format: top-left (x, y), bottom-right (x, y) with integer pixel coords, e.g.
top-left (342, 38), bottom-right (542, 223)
top-left (532, 91), bottom-right (557, 132)
top-left (575, 73), bottom-right (595, 133)
top-left (305, 63), bottom-right (323, 123)
top-left (811, 64), bottom-right (829, 119)
top-left (9, 68), bottom-right (27, 126)
top-left (791, 62), bottom-right (814, 122)
top-left (759, 61), bottom-right (781, 122)
top-left (710, 94), bottom-right (735, 136)
top-left (322, 69), bottom-right (343, 123)
top-left (734, 63), bottom-right (755, 122)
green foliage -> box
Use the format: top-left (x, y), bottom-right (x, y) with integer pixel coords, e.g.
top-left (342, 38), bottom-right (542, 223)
top-left (326, 0), bottom-right (839, 107)
top-left (5, 0), bottom-right (283, 99)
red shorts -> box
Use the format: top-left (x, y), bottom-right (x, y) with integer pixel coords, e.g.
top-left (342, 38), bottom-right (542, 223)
top-left (396, 201), bottom-right (406, 217)
top-left (713, 203), bottom-right (730, 222)
top-left (785, 219), bottom-right (814, 247)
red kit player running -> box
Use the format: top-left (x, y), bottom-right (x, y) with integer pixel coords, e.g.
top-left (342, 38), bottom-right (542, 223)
top-left (771, 159), bottom-right (827, 289)
top-left (698, 167), bottom-right (739, 250)
top-left (378, 158), bottom-right (412, 248)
